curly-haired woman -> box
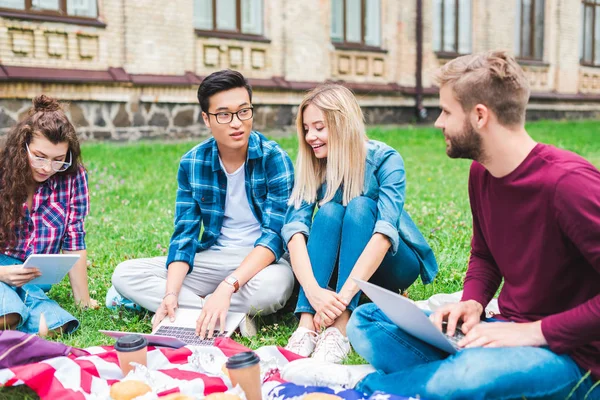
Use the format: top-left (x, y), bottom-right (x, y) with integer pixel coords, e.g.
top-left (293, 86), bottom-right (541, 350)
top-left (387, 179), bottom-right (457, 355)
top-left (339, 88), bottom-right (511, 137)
top-left (0, 95), bottom-right (97, 335)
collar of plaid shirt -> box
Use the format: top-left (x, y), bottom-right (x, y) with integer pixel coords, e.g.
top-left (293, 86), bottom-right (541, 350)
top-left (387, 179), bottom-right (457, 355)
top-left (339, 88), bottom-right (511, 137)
top-left (209, 131), bottom-right (264, 172)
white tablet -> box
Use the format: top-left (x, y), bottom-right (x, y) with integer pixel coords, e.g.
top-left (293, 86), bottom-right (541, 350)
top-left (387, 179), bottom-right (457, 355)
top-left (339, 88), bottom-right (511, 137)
top-left (22, 254), bottom-right (80, 286)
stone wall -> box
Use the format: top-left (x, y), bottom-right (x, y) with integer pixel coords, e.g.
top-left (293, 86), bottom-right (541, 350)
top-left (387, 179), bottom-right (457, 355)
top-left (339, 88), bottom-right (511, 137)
top-left (3, 96), bottom-right (597, 142)
top-left (0, 98), bottom-right (436, 141)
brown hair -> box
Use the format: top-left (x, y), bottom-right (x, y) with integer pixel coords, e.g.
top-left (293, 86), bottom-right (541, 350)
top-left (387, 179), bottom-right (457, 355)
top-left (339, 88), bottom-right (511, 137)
top-left (435, 51), bottom-right (530, 126)
top-left (0, 95), bottom-right (83, 245)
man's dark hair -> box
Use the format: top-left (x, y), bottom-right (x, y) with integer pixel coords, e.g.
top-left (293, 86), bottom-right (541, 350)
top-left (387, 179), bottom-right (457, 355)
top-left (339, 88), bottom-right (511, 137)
top-left (197, 69), bottom-right (253, 113)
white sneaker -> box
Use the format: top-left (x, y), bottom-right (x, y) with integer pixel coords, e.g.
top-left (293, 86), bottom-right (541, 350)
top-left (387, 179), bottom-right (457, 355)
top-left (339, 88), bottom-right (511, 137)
top-left (311, 327), bottom-right (351, 364)
top-left (280, 358), bottom-right (375, 388)
top-left (284, 327), bottom-right (318, 357)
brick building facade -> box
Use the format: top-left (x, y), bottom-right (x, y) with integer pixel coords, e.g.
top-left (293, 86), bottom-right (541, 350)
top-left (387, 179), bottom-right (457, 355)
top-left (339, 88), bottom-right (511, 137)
top-left (0, 0), bottom-right (599, 141)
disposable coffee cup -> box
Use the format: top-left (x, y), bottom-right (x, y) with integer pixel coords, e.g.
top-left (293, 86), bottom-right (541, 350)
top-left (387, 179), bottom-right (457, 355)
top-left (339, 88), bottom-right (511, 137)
top-left (225, 351), bottom-right (261, 400)
top-left (114, 334), bottom-right (148, 376)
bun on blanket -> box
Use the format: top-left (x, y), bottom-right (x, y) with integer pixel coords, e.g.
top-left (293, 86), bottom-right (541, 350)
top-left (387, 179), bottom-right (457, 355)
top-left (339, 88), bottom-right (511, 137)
top-left (110, 380), bottom-right (152, 400)
top-left (303, 394), bottom-right (343, 400)
top-left (159, 394), bottom-right (195, 400)
top-left (204, 393), bottom-right (242, 400)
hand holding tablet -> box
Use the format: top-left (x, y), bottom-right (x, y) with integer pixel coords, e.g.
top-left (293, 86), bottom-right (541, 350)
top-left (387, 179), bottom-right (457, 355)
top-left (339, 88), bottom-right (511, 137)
top-left (21, 254), bottom-right (80, 286)
top-left (0, 265), bottom-right (41, 287)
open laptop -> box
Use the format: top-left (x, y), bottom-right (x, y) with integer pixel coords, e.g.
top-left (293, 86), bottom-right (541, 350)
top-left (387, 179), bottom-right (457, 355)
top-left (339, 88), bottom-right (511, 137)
top-left (354, 278), bottom-right (468, 354)
top-left (101, 308), bottom-right (246, 348)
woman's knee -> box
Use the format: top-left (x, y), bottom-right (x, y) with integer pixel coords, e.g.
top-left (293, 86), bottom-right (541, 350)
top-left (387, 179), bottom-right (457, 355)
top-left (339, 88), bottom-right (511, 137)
top-left (314, 202), bottom-right (345, 224)
top-left (344, 197), bottom-right (377, 225)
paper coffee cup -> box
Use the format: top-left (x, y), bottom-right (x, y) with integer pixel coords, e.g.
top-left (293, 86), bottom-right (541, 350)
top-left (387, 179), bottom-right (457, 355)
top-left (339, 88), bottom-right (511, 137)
top-left (225, 351), bottom-right (261, 400)
top-left (114, 334), bottom-right (148, 377)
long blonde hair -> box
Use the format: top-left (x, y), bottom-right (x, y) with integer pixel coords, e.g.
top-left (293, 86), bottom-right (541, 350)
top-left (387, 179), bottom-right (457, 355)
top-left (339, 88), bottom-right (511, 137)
top-left (289, 84), bottom-right (367, 208)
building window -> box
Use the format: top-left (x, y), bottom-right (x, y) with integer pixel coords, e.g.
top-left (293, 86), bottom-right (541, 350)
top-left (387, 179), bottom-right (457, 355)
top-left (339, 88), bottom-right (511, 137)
top-left (194, 0), bottom-right (263, 36)
top-left (581, 0), bottom-right (600, 66)
top-left (433, 0), bottom-right (472, 55)
top-left (515, 0), bottom-right (545, 60)
top-left (0, 0), bottom-right (97, 17)
top-left (331, 0), bottom-right (382, 48)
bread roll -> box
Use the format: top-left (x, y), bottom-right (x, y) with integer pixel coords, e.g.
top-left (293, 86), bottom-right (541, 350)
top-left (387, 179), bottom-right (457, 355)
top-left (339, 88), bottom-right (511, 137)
top-left (303, 393), bottom-right (343, 400)
top-left (110, 380), bottom-right (152, 400)
top-left (204, 393), bottom-right (242, 400)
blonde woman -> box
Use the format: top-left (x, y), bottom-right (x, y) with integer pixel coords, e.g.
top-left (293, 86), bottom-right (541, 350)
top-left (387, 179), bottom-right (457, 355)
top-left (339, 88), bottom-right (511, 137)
top-left (282, 84), bottom-right (438, 363)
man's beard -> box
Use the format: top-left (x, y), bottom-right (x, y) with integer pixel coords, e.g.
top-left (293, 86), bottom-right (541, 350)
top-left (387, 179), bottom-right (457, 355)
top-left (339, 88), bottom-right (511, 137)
top-left (445, 120), bottom-right (485, 162)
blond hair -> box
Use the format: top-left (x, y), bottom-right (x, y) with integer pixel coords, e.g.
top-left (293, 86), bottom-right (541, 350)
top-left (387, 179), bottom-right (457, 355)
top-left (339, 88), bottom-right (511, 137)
top-left (289, 84), bottom-right (367, 208)
top-left (435, 51), bottom-right (530, 126)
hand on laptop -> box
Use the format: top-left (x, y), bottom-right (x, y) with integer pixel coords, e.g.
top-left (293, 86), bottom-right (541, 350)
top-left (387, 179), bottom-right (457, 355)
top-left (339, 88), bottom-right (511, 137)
top-left (458, 320), bottom-right (548, 349)
top-left (430, 300), bottom-right (484, 337)
top-left (153, 293), bottom-right (179, 331)
top-left (196, 281), bottom-right (234, 339)
top-left (0, 266), bottom-right (41, 287)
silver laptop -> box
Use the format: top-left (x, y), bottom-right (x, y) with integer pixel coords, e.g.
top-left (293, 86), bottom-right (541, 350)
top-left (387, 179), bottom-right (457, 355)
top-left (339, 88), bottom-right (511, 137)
top-left (101, 308), bottom-right (246, 348)
top-left (354, 278), bottom-right (467, 354)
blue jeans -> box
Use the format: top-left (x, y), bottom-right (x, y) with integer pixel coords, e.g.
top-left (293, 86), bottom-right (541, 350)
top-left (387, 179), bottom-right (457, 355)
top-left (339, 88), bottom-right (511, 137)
top-left (295, 196), bottom-right (420, 315)
top-left (348, 303), bottom-right (599, 400)
top-left (0, 254), bottom-right (78, 334)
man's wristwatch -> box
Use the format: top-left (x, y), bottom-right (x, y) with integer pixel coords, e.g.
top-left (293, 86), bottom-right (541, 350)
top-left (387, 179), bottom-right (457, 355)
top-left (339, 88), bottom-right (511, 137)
top-left (224, 275), bottom-right (239, 293)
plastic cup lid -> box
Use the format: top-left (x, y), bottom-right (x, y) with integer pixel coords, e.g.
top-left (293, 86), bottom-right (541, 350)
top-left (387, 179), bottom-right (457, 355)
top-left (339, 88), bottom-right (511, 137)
top-left (225, 351), bottom-right (260, 369)
top-left (114, 334), bottom-right (148, 352)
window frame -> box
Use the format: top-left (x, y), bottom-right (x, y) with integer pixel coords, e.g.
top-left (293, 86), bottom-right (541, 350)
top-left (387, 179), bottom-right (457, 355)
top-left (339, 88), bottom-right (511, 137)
top-left (516, 0), bottom-right (545, 61)
top-left (194, 0), bottom-right (268, 42)
top-left (331, 0), bottom-right (383, 51)
top-left (581, 0), bottom-right (600, 67)
top-left (433, 0), bottom-right (472, 57)
top-left (0, 0), bottom-right (103, 26)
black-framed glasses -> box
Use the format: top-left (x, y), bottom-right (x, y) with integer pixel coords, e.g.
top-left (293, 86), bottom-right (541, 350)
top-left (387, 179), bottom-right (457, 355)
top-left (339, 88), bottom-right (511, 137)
top-left (207, 107), bottom-right (254, 124)
top-left (26, 144), bottom-right (72, 172)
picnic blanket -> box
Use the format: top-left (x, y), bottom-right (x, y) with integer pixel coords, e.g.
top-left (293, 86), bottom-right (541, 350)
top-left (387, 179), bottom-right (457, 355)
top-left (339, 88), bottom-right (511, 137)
top-left (0, 338), bottom-right (417, 400)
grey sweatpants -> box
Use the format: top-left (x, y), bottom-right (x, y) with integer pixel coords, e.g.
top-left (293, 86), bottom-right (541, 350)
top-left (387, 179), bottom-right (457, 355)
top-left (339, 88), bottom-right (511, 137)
top-left (111, 246), bottom-right (295, 316)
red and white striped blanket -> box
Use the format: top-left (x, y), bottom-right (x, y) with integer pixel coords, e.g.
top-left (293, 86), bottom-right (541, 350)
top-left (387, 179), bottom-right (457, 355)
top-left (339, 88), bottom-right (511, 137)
top-left (0, 338), bottom-right (303, 399)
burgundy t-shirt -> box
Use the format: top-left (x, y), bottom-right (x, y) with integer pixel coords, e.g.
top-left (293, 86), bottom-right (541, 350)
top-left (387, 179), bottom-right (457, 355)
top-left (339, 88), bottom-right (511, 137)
top-left (462, 143), bottom-right (600, 380)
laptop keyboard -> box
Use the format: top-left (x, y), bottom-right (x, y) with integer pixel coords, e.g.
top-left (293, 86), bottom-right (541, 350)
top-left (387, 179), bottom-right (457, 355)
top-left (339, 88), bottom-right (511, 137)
top-left (154, 326), bottom-right (228, 346)
top-left (442, 322), bottom-right (465, 349)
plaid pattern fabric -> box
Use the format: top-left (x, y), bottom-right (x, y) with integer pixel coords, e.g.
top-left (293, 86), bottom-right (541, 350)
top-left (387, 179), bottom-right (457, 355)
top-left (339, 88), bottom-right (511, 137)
top-left (167, 131), bottom-right (294, 270)
top-left (2, 166), bottom-right (89, 261)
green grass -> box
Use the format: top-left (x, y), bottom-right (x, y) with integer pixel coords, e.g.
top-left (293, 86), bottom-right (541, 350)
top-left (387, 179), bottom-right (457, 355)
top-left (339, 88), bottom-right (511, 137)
top-left (2, 120), bottom-right (600, 398)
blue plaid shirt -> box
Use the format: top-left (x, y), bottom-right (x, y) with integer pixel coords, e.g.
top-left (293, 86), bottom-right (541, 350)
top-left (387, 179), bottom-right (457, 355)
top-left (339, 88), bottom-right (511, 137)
top-left (166, 131), bottom-right (294, 272)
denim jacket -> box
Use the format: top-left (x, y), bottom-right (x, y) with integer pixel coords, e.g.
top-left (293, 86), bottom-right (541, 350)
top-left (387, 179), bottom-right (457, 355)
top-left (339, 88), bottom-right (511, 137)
top-left (281, 140), bottom-right (438, 284)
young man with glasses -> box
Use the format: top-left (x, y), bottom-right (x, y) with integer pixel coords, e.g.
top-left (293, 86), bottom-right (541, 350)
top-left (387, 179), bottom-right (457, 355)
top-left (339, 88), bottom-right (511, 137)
top-left (109, 70), bottom-right (295, 337)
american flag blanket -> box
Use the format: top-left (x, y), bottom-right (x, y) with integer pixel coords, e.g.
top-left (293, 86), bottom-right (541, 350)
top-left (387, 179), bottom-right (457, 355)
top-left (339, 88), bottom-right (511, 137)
top-left (0, 338), bottom-right (415, 400)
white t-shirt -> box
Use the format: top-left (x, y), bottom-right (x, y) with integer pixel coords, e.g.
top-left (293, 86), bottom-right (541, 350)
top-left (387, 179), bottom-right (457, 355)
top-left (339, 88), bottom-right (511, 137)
top-left (215, 159), bottom-right (262, 248)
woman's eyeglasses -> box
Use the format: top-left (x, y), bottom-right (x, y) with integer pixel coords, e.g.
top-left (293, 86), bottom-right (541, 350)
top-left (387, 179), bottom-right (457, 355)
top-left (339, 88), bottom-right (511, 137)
top-left (26, 144), bottom-right (72, 172)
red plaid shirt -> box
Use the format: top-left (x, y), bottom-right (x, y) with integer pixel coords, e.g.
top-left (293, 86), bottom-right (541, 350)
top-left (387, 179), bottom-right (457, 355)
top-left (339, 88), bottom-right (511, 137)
top-left (1, 166), bottom-right (89, 261)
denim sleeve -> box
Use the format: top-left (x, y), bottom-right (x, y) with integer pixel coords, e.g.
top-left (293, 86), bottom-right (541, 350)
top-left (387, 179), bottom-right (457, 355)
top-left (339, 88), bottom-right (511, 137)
top-left (254, 149), bottom-right (295, 262)
top-left (166, 160), bottom-right (201, 273)
top-left (61, 166), bottom-right (89, 251)
top-left (281, 200), bottom-right (317, 249)
top-left (374, 148), bottom-right (406, 255)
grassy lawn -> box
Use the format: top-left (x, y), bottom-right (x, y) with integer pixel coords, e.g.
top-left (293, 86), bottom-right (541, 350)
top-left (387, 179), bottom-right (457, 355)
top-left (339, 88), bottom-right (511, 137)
top-left (2, 120), bottom-right (600, 399)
